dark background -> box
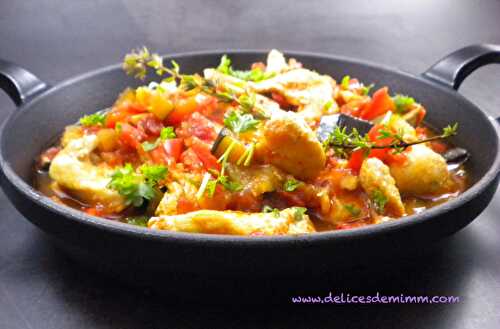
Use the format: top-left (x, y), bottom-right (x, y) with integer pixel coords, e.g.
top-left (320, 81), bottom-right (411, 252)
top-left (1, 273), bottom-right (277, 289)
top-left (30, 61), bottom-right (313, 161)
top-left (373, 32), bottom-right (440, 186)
top-left (1, 1), bottom-right (500, 328)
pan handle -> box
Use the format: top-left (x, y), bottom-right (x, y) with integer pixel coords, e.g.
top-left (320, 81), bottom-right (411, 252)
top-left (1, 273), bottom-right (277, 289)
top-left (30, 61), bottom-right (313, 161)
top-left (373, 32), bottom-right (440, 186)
top-left (0, 59), bottom-right (49, 106)
top-left (422, 44), bottom-right (500, 90)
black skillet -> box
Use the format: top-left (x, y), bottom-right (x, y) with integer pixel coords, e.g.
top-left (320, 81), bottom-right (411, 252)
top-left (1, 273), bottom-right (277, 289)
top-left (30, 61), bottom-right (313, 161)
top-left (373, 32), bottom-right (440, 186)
top-left (0, 45), bottom-right (499, 285)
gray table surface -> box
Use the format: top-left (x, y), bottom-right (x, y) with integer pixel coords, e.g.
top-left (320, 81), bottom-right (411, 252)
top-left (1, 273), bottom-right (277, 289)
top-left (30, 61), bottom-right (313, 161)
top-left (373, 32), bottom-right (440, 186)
top-left (1, 1), bottom-right (500, 328)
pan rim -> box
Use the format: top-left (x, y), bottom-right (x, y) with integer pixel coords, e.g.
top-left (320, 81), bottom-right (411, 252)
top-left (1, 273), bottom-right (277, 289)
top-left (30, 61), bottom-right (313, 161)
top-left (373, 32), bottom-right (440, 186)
top-left (1, 49), bottom-right (499, 246)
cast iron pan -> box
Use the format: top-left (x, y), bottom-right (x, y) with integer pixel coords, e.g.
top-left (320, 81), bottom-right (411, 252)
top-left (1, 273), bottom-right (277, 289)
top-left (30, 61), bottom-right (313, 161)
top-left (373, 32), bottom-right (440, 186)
top-left (0, 45), bottom-right (499, 300)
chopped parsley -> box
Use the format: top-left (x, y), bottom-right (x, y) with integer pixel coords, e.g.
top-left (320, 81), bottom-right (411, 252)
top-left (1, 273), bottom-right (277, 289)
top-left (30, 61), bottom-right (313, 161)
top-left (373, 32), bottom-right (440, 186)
top-left (371, 189), bottom-right (388, 214)
top-left (140, 164), bottom-right (168, 185)
top-left (323, 100), bottom-right (334, 111)
top-left (393, 94), bottom-right (415, 114)
top-left (361, 83), bottom-right (374, 95)
top-left (341, 75), bottom-right (350, 89)
top-left (223, 110), bottom-right (260, 133)
top-left (293, 207), bottom-right (307, 222)
top-left (344, 204), bottom-right (361, 217)
top-left (263, 205), bottom-right (280, 218)
top-left (108, 163), bottom-right (167, 207)
top-left (125, 216), bottom-right (149, 227)
top-left (283, 178), bottom-right (302, 192)
top-left (160, 126), bottom-right (176, 140)
top-left (141, 126), bottom-right (176, 151)
top-left (217, 55), bottom-right (275, 82)
top-left (79, 112), bottom-right (106, 126)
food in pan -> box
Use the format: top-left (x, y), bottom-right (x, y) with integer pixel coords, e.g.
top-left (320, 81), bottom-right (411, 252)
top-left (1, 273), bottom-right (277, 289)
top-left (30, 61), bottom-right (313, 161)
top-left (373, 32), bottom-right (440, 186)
top-left (34, 48), bottom-right (468, 235)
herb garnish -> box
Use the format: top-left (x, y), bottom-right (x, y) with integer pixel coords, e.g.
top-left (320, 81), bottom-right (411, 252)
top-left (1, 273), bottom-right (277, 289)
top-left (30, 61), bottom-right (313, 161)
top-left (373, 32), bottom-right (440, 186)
top-left (141, 126), bottom-right (176, 151)
top-left (216, 55), bottom-right (275, 82)
top-left (283, 178), bottom-right (302, 192)
top-left (371, 189), bottom-right (388, 214)
top-left (324, 123), bottom-right (458, 155)
top-left (223, 110), bottom-right (260, 133)
top-left (108, 163), bottom-right (167, 207)
top-left (123, 47), bottom-right (266, 118)
top-left (341, 75), bottom-right (350, 89)
top-left (263, 205), bottom-right (280, 218)
top-left (344, 204), bottom-right (361, 217)
top-left (393, 94), bottom-right (415, 114)
top-left (79, 113), bottom-right (106, 126)
top-left (293, 207), bottom-right (307, 221)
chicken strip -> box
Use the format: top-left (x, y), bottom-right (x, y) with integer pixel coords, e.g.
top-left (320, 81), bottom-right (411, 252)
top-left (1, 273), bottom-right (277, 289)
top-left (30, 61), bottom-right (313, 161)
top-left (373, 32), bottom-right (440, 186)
top-left (148, 207), bottom-right (316, 235)
top-left (389, 144), bottom-right (452, 196)
top-left (256, 111), bottom-right (326, 180)
top-left (49, 134), bottom-right (126, 212)
top-left (250, 68), bottom-right (335, 124)
top-left (359, 158), bottom-right (405, 217)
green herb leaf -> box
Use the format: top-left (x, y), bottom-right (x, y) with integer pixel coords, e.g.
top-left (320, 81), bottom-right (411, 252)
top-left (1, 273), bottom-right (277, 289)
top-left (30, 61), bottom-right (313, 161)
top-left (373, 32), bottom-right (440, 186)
top-left (79, 113), bottom-right (106, 126)
top-left (361, 83), bottom-right (374, 95)
top-left (223, 110), bottom-right (260, 133)
top-left (344, 204), bottom-right (361, 217)
top-left (371, 189), bottom-right (388, 214)
top-left (217, 175), bottom-right (242, 192)
top-left (341, 75), bottom-right (350, 89)
top-left (292, 207), bottom-right (307, 222)
top-left (108, 164), bottom-right (156, 207)
top-left (141, 140), bottom-right (160, 152)
top-left (283, 178), bottom-right (302, 192)
top-left (160, 126), bottom-right (176, 140)
top-left (125, 216), bottom-right (149, 227)
top-left (393, 94), bottom-right (415, 114)
top-left (263, 205), bottom-right (280, 218)
top-left (442, 123), bottom-right (458, 138)
top-left (140, 164), bottom-right (168, 184)
top-left (216, 55), bottom-right (274, 82)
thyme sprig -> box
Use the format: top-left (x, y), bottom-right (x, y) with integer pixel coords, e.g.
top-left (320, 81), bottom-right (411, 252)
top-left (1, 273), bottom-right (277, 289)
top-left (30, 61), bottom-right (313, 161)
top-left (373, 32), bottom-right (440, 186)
top-left (123, 47), bottom-right (263, 117)
top-left (324, 123), bottom-right (458, 155)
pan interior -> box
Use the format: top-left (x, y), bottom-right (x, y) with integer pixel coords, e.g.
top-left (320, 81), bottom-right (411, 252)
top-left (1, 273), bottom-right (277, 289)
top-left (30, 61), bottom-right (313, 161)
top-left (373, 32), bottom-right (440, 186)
top-left (1, 51), bottom-right (497, 196)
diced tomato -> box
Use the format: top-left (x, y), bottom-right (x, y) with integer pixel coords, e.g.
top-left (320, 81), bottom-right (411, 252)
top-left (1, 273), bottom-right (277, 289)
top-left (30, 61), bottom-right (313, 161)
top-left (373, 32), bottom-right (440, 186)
top-left (118, 123), bottom-right (146, 149)
top-left (190, 143), bottom-right (221, 171)
top-left (149, 146), bottom-right (170, 165)
top-left (430, 141), bottom-right (448, 154)
top-left (347, 124), bottom-right (408, 170)
top-left (177, 112), bottom-right (219, 143)
top-left (137, 114), bottom-right (164, 137)
top-left (177, 196), bottom-right (199, 214)
top-left (359, 87), bottom-right (395, 120)
top-left (84, 206), bottom-right (106, 217)
top-left (106, 103), bottom-right (147, 128)
top-left (278, 191), bottom-right (307, 207)
top-left (415, 107), bottom-right (426, 126)
top-left (271, 92), bottom-right (290, 108)
top-left (166, 96), bottom-right (198, 125)
top-left (163, 138), bottom-right (183, 162)
top-left (251, 62), bottom-right (266, 71)
top-left (180, 148), bottom-right (204, 171)
top-left (347, 149), bottom-right (365, 172)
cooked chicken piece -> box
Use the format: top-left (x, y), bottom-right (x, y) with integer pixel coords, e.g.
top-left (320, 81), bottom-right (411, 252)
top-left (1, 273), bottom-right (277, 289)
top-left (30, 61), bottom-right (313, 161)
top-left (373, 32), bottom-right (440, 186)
top-left (390, 144), bottom-right (452, 196)
top-left (148, 207), bottom-right (316, 235)
top-left (49, 134), bottom-right (126, 212)
top-left (256, 111), bottom-right (326, 180)
top-left (359, 158), bottom-right (405, 217)
top-left (265, 49), bottom-right (290, 74)
top-left (61, 125), bottom-right (84, 147)
top-left (250, 68), bottom-right (335, 124)
top-left (155, 180), bottom-right (198, 216)
top-left (375, 113), bottom-right (417, 142)
top-left (226, 164), bottom-right (285, 197)
top-left (203, 68), bottom-right (282, 117)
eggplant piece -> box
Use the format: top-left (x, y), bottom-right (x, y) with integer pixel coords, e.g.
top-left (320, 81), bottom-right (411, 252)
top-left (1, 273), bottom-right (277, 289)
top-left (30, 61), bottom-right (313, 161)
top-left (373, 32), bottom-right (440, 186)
top-left (211, 128), bottom-right (249, 163)
top-left (317, 113), bottom-right (373, 142)
top-left (443, 147), bottom-right (469, 168)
